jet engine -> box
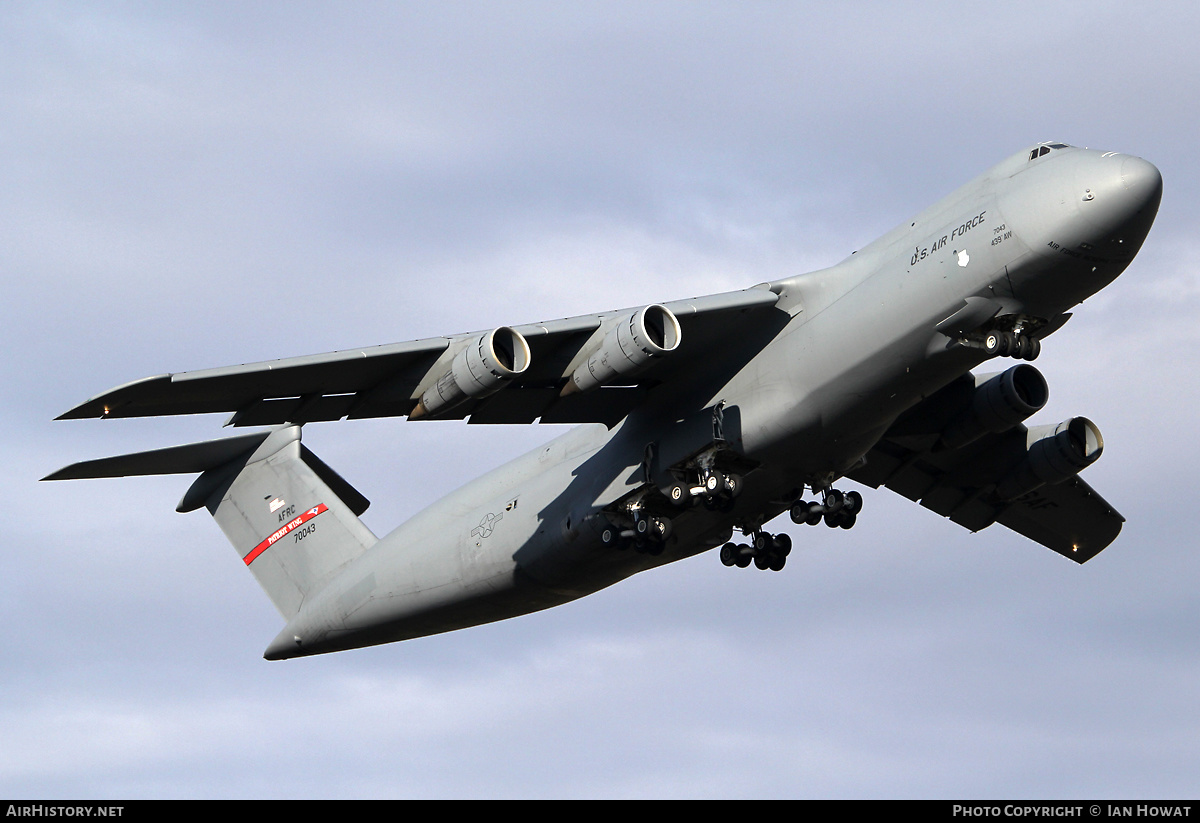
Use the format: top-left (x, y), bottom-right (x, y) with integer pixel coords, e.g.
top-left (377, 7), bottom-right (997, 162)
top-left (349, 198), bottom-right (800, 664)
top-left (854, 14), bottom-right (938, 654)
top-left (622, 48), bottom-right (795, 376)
top-left (562, 304), bottom-right (682, 395)
top-left (996, 417), bottom-right (1104, 501)
top-left (412, 326), bottom-right (531, 418)
top-left (939, 364), bottom-right (1049, 450)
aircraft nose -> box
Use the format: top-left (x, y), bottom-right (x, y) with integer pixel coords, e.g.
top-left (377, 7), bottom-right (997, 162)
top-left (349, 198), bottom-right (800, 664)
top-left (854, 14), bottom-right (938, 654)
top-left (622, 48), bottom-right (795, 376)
top-left (1078, 152), bottom-right (1162, 249)
top-left (1120, 154), bottom-right (1163, 212)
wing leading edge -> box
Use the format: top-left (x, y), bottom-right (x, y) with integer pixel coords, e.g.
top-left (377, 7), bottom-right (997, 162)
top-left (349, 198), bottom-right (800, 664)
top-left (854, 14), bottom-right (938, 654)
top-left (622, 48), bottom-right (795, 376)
top-left (57, 287), bottom-right (783, 428)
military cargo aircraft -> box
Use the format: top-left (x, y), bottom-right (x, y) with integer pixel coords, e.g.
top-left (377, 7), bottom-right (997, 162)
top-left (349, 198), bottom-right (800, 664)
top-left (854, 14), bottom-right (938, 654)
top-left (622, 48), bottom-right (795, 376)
top-left (45, 143), bottom-right (1162, 659)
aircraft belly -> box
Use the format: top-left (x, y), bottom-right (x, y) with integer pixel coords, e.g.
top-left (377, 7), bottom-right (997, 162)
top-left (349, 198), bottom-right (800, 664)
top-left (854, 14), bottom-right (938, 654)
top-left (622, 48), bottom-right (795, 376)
top-left (266, 425), bottom-right (647, 656)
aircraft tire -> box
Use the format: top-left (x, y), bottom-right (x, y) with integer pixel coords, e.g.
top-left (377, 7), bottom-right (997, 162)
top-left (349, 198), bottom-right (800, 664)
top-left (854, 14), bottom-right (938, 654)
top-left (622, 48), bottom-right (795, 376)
top-left (720, 543), bottom-right (738, 566)
top-left (704, 471), bottom-right (724, 495)
top-left (845, 490), bottom-right (863, 515)
top-left (1001, 332), bottom-right (1018, 357)
top-left (768, 554), bottom-right (786, 572)
top-left (773, 533), bottom-right (792, 557)
top-left (790, 503), bottom-right (807, 524)
top-left (650, 516), bottom-right (672, 541)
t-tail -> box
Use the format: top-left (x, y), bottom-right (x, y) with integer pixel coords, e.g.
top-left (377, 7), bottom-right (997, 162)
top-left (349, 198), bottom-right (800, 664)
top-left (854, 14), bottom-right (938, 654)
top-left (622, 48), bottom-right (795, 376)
top-left (43, 426), bottom-right (378, 621)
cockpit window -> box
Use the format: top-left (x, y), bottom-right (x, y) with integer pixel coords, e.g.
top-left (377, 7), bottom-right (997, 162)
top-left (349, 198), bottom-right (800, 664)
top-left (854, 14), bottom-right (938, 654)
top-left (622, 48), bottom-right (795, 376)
top-left (1030, 143), bottom-right (1072, 161)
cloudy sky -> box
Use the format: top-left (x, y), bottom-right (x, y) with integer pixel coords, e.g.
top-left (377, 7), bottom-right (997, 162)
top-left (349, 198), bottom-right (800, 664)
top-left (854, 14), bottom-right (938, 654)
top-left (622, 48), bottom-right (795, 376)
top-left (4, 1), bottom-right (1199, 799)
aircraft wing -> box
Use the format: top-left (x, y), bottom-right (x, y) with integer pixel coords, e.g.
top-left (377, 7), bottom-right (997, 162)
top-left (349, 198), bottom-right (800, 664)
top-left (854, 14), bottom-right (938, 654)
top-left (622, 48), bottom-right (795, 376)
top-left (846, 378), bottom-right (1124, 564)
top-left (57, 287), bottom-right (783, 428)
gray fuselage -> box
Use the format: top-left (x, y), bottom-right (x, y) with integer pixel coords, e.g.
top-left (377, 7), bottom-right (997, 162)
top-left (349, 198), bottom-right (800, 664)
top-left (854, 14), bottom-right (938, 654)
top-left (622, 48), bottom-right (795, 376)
top-left (265, 145), bottom-right (1162, 659)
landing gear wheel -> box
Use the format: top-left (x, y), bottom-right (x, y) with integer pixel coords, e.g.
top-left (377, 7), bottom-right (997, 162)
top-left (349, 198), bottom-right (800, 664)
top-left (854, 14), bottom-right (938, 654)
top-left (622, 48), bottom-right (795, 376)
top-left (650, 516), bottom-right (672, 541)
top-left (1023, 337), bottom-right (1041, 361)
top-left (602, 527), bottom-right (627, 549)
top-left (984, 332), bottom-right (1002, 356)
top-left (1000, 332), bottom-right (1017, 357)
top-left (720, 542), bottom-right (738, 567)
top-left (704, 471), bottom-right (724, 495)
top-left (667, 482), bottom-right (691, 505)
top-left (844, 490), bottom-right (863, 515)
top-left (772, 533), bottom-right (792, 557)
top-left (768, 554), bottom-right (786, 572)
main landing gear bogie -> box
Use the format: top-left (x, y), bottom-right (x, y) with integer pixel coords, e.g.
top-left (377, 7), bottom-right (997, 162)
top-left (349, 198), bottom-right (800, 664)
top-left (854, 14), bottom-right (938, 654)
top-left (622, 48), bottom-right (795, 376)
top-left (983, 330), bottom-right (1041, 361)
top-left (790, 488), bottom-right (862, 529)
top-left (666, 468), bottom-right (743, 513)
top-left (600, 513), bottom-right (674, 556)
top-left (720, 530), bottom-right (791, 572)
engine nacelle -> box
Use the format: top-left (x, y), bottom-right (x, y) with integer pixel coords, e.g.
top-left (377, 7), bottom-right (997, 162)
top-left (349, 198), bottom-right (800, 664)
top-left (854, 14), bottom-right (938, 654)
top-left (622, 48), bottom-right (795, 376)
top-left (412, 326), bottom-right (531, 418)
top-left (563, 304), bottom-right (681, 395)
top-left (939, 364), bottom-right (1049, 450)
top-left (996, 416), bottom-right (1104, 501)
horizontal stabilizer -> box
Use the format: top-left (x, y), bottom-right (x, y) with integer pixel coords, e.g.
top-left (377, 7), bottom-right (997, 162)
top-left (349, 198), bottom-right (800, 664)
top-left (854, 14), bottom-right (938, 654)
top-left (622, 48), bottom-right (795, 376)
top-left (42, 431), bottom-right (271, 481)
top-left (46, 426), bottom-right (378, 620)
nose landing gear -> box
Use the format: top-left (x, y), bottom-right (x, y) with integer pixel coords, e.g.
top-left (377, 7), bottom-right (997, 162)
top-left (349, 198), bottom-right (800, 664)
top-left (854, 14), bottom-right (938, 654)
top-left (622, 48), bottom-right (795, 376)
top-left (983, 330), bottom-right (1041, 361)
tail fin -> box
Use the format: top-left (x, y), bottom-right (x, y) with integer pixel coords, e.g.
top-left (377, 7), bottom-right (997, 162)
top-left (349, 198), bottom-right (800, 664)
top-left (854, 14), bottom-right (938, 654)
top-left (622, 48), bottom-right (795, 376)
top-left (44, 426), bottom-right (378, 618)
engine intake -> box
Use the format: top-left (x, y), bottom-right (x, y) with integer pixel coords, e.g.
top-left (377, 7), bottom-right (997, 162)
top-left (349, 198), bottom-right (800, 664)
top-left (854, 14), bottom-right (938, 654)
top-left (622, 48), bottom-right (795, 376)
top-left (939, 364), bottom-right (1049, 450)
top-left (996, 416), bottom-right (1104, 500)
top-left (412, 327), bottom-right (531, 418)
top-left (563, 304), bottom-right (681, 395)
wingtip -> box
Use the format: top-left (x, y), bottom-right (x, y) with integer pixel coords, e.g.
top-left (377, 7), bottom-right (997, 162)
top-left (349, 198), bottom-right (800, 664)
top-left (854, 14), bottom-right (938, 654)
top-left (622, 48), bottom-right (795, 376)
top-left (52, 374), bottom-right (175, 422)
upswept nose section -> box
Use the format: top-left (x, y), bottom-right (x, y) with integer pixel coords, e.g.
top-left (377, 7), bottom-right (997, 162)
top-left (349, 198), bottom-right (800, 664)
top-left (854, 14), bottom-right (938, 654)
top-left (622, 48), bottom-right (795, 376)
top-left (1078, 151), bottom-right (1162, 251)
top-left (1121, 154), bottom-right (1163, 216)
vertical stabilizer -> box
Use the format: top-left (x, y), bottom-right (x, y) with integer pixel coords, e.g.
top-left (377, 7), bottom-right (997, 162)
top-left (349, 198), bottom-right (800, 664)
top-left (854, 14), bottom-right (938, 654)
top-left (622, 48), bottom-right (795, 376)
top-left (45, 426), bottom-right (379, 620)
top-left (198, 426), bottom-right (378, 618)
